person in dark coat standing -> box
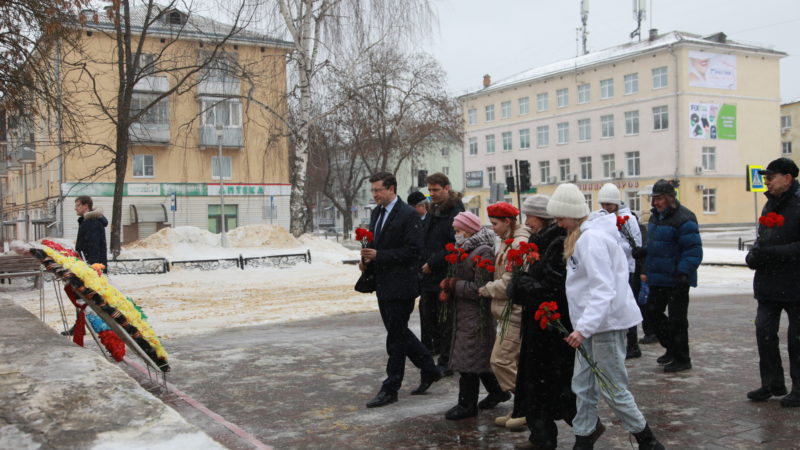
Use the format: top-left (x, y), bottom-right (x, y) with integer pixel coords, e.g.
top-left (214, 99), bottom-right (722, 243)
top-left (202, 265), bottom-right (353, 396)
top-left (74, 195), bottom-right (108, 268)
top-left (418, 173), bottom-right (464, 373)
top-left (642, 179), bottom-right (703, 373)
top-left (746, 158), bottom-right (800, 407)
top-left (511, 195), bottom-right (580, 448)
top-left (439, 211), bottom-right (505, 420)
top-left (361, 172), bottom-right (443, 408)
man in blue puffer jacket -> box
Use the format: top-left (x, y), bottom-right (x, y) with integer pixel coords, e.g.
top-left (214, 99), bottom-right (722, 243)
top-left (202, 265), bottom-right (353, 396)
top-left (641, 179), bottom-right (703, 373)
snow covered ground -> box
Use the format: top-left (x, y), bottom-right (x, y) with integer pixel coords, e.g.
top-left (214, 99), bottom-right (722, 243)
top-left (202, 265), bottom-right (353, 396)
top-left (5, 225), bottom-right (757, 340)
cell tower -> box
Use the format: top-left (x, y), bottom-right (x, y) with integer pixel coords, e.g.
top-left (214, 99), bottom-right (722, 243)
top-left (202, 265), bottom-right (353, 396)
top-left (580, 0), bottom-right (589, 55)
top-left (630, 0), bottom-right (646, 41)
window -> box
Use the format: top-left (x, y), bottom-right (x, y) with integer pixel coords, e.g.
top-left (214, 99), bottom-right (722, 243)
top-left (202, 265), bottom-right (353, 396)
top-left (578, 84), bottom-right (590, 104)
top-left (539, 161), bottom-right (551, 183)
top-left (487, 166), bottom-right (496, 185)
top-left (537, 93), bottom-right (548, 112)
top-left (502, 131), bottom-right (512, 151)
top-left (782, 115), bottom-right (792, 130)
top-left (208, 204), bottom-right (238, 234)
top-left (626, 151), bottom-right (640, 176)
top-left (557, 122), bottom-right (569, 144)
top-left (138, 53), bottom-right (156, 76)
top-left (537, 125), bottom-right (549, 147)
top-left (204, 52), bottom-right (238, 81)
top-left (624, 73), bottom-right (639, 95)
top-left (702, 147), bottom-right (716, 171)
top-left (602, 154), bottom-right (615, 178)
top-left (703, 188), bottom-right (716, 213)
top-left (652, 66), bottom-right (668, 89)
top-left (131, 93), bottom-right (169, 124)
top-left (468, 137), bottom-right (478, 155)
top-left (132, 154), bottom-right (154, 177)
top-left (485, 134), bottom-right (495, 154)
top-left (559, 159), bottom-right (571, 181)
top-left (578, 118), bottom-right (591, 141)
top-left (441, 147), bottom-right (449, 157)
top-left (467, 108), bottom-right (477, 125)
top-left (201, 98), bottom-right (241, 127)
top-left (783, 141), bottom-right (793, 155)
top-left (557, 88), bottom-right (569, 108)
top-left (601, 114), bottom-right (614, 138)
top-left (503, 164), bottom-right (513, 182)
top-left (624, 110), bottom-right (639, 135)
top-left (485, 105), bottom-right (495, 121)
top-left (580, 156), bottom-right (592, 180)
top-left (519, 128), bottom-right (531, 149)
top-left (211, 155), bottom-right (232, 180)
top-left (584, 193), bottom-right (593, 212)
top-left (626, 191), bottom-right (641, 215)
top-left (501, 101), bottom-right (512, 119)
top-left (443, 166), bottom-right (450, 176)
top-left (519, 97), bottom-right (530, 115)
top-left (653, 106), bottom-right (669, 131)
top-left (600, 78), bottom-right (614, 99)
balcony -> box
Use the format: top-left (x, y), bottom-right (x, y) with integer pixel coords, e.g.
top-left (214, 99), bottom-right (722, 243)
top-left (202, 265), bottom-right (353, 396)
top-left (134, 76), bottom-right (169, 92)
top-left (199, 126), bottom-right (243, 148)
top-left (198, 78), bottom-right (240, 96)
top-left (129, 123), bottom-right (170, 144)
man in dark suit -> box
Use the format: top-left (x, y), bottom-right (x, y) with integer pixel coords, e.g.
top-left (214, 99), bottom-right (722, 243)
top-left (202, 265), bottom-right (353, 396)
top-left (360, 172), bottom-right (443, 408)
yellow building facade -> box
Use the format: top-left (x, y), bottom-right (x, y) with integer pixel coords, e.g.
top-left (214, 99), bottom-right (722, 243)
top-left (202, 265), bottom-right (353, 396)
top-left (1, 6), bottom-right (291, 245)
top-left (459, 31), bottom-right (785, 225)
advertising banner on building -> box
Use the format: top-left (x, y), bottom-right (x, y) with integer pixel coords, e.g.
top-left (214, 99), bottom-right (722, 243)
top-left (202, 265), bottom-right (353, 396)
top-left (465, 170), bottom-right (484, 188)
top-left (689, 103), bottom-right (737, 140)
top-left (688, 51), bottom-right (737, 90)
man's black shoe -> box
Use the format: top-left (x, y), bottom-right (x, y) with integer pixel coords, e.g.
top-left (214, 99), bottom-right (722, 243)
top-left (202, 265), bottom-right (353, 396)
top-left (444, 403), bottom-right (478, 420)
top-left (747, 386), bottom-right (787, 401)
top-left (366, 391), bottom-right (397, 408)
top-left (663, 360), bottom-right (692, 373)
top-left (478, 391), bottom-right (511, 409)
top-left (780, 391), bottom-right (800, 408)
top-left (60, 325), bottom-right (75, 336)
top-left (656, 351), bottom-right (672, 365)
top-left (639, 334), bottom-right (659, 345)
top-left (411, 368), bottom-right (443, 395)
top-left (625, 344), bottom-right (642, 359)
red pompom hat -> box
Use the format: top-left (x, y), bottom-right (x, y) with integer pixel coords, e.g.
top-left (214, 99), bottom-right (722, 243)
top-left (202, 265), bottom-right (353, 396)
top-left (487, 201), bottom-right (519, 218)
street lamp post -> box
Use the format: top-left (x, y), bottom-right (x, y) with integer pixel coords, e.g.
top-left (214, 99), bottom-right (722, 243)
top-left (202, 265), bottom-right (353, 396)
top-left (216, 123), bottom-right (228, 247)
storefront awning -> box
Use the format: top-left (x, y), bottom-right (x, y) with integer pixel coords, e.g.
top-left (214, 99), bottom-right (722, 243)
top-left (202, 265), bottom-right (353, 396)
top-left (461, 195), bottom-right (480, 206)
top-left (130, 204), bottom-right (167, 223)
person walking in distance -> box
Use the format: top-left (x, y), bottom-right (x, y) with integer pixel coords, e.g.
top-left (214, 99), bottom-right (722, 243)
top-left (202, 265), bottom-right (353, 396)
top-left (745, 158), bottom-right (800, 407)
top-left (360, 172), bottom-right (443, 408)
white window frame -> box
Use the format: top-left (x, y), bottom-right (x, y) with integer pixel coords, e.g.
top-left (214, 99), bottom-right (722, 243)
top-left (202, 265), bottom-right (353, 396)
top-left (600, 78), bottom-right (614, 99)
top-left (537, 93), bottom-right (548, 112)
top-left (502, 131), bottom-right (512, 151)
top-left (578, 118), bottom-right (591, 142)
top-left (702, 146), bottom-right (716, 171)
top-left (783, 141), bottom-right (793, 155)
top-left (501, 101), bottom-right (512, 119)
top-left (577, 84), bottom-right (590, 104)
top-left (485, 105), bottom-right (495, 122)
top-left (485, 134), bottom-right (495, 154)
top-left (626, 191), bottom-right (641, 215)
top-left (519, 128), bottom-right (531, 149)
top-left (537, 125), bottom-right (549, 147)
top-left (556, 88), bottom-right (568, 108)
top-left (601, 114), bottom-right (614, 138)
top-left (558, 158), bottom-right (571, 181)
top-left (624, 110), bottom-right (639, 135)
top-left (200, 97), bottom-right (242, 127)
top-left (557, 122), bottom-right (569, 144)
top-left (468, 137), bottom-right (478, 155)
top-left (652, 66), bottom-right (668, 89)
top-left (487, 166), bottom-right (496, 185)
top-left (653, 106), bottom-right (669, 131)
top-left (467, 108), bottom-right (477, 125)
top-left (539, 161), bottom-right (550, 183)
top-left (782, 115), bottom-right (792, 130)
top-left (132, 154), bottom-right (154, 178)
top-left (211, 155), bottom-right (232, 180)
top-left (602, 154), bottom-right (615, 178)
top-left (518, 97), bottom-right (530, 115)
top-left (626, 151), bottom-right (640, 176)
top-left (703, 188), bottom-right (717, 213)
top-left (503, 164), bottom-right (513, 181)
top-left (624, 73), bottom-right (639, 95)
top-left (580, 156), bottom-right (592, 180)
top-left (132, 93), bottom-right (170, 124)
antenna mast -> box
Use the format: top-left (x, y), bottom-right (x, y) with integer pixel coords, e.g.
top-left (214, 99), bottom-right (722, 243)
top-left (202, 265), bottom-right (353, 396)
top-left (630, 0), bottom-right (646, 41)
top-left (580, 0), bottom-right (589, 55)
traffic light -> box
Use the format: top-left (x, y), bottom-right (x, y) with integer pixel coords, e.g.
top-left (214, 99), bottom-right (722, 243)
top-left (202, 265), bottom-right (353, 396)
top-left (519, 160), bottom-right (531, 192)
top-left (417, 170), bottom-right (428, 187)
top-left (506, 176), bottom-right (516, 192)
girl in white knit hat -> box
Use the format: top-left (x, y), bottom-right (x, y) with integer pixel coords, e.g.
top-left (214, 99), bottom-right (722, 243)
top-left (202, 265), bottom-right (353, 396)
top-left (546, 183), bottom-right (664, 450)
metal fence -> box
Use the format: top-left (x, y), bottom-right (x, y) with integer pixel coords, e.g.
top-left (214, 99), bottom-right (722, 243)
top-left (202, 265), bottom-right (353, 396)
top-left (107, 251), bottom-right (311, 275)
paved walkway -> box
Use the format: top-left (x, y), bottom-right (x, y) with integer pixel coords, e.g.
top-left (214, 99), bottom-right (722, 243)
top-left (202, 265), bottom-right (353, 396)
top-left (147, 291), bottom-right (800, 449)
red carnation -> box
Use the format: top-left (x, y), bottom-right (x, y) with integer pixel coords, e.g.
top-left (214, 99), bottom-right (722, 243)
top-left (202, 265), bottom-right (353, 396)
top-left (445, 242), bottom-right (457, 252)
top-left (486, 265), bottom-right (495, 273)
top-left (460, 252), bottom-right (469, 261)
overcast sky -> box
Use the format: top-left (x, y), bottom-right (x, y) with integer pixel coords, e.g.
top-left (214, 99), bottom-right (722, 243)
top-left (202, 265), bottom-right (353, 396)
top-left (420, 0), bottom-right (799, 102)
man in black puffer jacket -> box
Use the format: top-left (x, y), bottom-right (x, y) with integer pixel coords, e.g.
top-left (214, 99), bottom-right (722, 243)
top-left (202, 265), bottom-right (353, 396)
top-left (419, 173), bottom-right (464, 373)
top-left (746, 158), bottom-right (800, 408)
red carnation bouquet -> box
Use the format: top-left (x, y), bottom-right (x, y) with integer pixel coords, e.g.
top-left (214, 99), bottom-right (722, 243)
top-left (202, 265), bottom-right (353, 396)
top-left (536, 301), bottom-right (621, 397)
top-left (615, 215), bottom-right (637, 248)
top-left (471, 254), bottom-right (495, 287)
top-left (498, 239), bottom-right (540, 339)
top-left (355, 228), bottom-right (374, 247)
top-left (439, 243), bottom-right (468, 321)
top-left (759, 212), bottom-right (785, 228)
top-left (41, 239), bottom-right (80, 258)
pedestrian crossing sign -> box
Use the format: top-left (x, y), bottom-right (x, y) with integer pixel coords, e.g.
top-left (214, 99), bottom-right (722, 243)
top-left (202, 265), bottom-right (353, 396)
top-left (747, 165), bottom-right (766, 192)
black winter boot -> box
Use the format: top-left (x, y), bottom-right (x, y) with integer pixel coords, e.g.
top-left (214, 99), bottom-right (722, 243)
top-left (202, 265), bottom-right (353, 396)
top-left (478, 371), bottom-right (511, 409)
top-left (626, 341), bottom-right (642, 359)
top-left (572, 435), bottom-right (593, 450)
top-left (446, 373), bottom-right (479, 420)
top-left (633, 423), bottom-right (665, 450)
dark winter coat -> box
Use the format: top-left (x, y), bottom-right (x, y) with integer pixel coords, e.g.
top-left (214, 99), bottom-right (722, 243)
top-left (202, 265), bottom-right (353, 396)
top-left (367, 197), bottom-right (423, 301)
top-left (644, 200), bottom-right (703, 287)
top-left (449, 227), bottom-right (497, 373)
top-left (510, 223), bottom-right (576, 422)
top-left (747, 180), bottom-right (800, 302)
top-left (420, 192), bottom-right (464, 293)
top-left (75, 208), bottom-right (108, 267)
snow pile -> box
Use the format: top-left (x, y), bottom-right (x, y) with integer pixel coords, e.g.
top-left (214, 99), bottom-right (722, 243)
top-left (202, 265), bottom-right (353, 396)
top-left (227, 224), bottom-right (300, 248)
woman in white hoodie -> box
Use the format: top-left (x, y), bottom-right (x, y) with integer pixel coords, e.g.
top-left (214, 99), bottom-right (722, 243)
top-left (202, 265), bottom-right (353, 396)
top-left (546, 183), bottom-right (664, 450)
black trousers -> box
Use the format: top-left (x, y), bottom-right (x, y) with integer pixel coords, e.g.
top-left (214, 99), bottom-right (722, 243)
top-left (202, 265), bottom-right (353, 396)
top-left (378, 297), bottom-right (439, 394)
top-left (646, 285), bottom-right (691, 363)
top-left (419, 290), bottom-right (452, 366)
top-left (755, 300), bottom-right (800, 391)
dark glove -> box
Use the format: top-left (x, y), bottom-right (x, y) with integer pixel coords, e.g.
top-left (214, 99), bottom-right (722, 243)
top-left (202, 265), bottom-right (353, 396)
top-left (511, 274), bottom-right (538, 305)
top-left (746, 247), bottom-right (767, 269)
top-left (632, 246), bottom-right (647, 259)
top-left (676, 273), bottom-right (690, 287)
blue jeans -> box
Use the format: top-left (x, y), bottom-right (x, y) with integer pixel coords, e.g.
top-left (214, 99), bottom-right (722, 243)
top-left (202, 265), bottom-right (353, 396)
top-left (572, 329), bottom-right (646, 436)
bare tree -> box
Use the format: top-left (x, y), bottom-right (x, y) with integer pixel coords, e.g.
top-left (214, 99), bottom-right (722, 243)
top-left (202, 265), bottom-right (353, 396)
top-left (263, 0), bottom-right (435, 236)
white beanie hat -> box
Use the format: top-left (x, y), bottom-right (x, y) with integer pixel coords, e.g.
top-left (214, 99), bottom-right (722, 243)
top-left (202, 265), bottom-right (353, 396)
top-left (546, 183), bottom-right (590, 219)
top-left (598, 183), bottom-right (621, 205)
top-left (521, 194), bottom-right (553, 219)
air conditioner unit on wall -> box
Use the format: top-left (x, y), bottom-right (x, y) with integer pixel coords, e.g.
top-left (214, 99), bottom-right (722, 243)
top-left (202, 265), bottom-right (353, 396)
top-left (571, 174), bottom-right (578, 182)
top-left (696, 184), bottom-right (705, 192)
top-left (695, 166), bottom-right (703, 175)
top-left (615, 171), bottom-right (624, 179)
